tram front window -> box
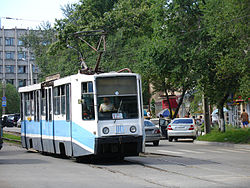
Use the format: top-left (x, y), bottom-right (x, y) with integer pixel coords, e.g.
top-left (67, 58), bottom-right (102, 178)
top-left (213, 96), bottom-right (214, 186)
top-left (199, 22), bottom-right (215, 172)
top-left (98, 96), bottom-right (138, 120)
top-left (96, 76), bottom-right (139, 120)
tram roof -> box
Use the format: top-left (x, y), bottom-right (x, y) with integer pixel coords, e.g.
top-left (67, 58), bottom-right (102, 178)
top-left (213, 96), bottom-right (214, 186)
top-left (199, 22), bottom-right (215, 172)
top-left (18, 83), bottom-right (41, 93)
top-left (18, 72), bottom-right (140, 93)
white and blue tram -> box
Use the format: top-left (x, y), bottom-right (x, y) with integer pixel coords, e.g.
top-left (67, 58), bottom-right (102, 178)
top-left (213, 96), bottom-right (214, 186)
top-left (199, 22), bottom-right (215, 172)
top-left (19, 72), bottom-right (144, 158)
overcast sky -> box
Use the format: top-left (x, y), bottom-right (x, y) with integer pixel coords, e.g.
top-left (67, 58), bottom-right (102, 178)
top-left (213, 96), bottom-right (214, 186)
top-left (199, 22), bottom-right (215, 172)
top-left (0, 0), bottom-right (78, 29)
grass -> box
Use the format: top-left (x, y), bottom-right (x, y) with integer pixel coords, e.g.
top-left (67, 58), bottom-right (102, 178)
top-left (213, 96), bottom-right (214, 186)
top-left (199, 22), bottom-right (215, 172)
top-left (3, 133), bottom-right (21, 141)
top-left (197, 128), bottom-right (250, 144)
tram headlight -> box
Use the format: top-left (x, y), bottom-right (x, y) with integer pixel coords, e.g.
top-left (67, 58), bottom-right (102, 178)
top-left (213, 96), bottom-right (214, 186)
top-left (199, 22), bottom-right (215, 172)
top-left (102, 127), bottom-right (109, 134)
top-left (130, 126), bottom-right (137, 133)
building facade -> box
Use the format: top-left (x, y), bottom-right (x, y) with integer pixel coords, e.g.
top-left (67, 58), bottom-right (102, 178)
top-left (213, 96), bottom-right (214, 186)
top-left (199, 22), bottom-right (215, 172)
top-left (0, 27), bottom-right (38, 88)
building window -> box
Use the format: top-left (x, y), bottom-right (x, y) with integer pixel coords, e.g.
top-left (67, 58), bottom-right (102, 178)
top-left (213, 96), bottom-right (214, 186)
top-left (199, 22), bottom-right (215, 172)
top-left (18, 40), bottom-right (24, 46)
top-left (19, 79), bottom-right (26, 87)
top-left (5, 65), bottom-right (14, 73)
top-left (18, 66), bottom-right (26, 73)
top-left (6, 79), bottom-right (14, 85)
top-left (0, 66), bottom-right (2, 73)
top-left (18, 52), bottom-right (26, 60)
top-left (30, 53), bottom-right (35, 60)
top-left (5, 38), bottom-right (14, 46)
top-left (0, 37), bottom-right (2, 45)
top-left (32, 65), bottom-right (38, 73)
top-left (5, 52), bottom-right (14, 60)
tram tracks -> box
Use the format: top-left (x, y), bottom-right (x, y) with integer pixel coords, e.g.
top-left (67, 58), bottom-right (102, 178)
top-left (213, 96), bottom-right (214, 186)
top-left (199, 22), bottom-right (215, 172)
top-left (86, 152), bottom-right (230, 188)
top-left (88, 162), bottom-right (172, 188)
top-left (2, 130), bottom-right (21, 143)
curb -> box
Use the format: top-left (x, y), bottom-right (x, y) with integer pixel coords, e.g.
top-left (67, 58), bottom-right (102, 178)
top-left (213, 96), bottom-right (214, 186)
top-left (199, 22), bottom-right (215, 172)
top-left (194, 140), bottom-right (250, 150)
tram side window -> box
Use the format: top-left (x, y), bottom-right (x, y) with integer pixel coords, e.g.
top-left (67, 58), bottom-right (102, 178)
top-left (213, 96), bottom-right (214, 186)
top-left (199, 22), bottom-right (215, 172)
top-left (81, 82), bottom-right (95, 120)
top-left (53, 85), bottom-right (66, 116)
top-left (53, 87), bottom-right (60, 115)
top-left (21, 93), bottom-right (25, 120)
top-left (41, 89), bottom-right (46, 116)
top-left (25, 93), bottom-right (30, 116)
top-left (61, 85), bottom-right (66, 115)
top-left (30, 92), bottom-right (35, 116)
top-left (66, 84), bottom-right (70, 121)
top-left (35, 90), bottom-right (40, 121)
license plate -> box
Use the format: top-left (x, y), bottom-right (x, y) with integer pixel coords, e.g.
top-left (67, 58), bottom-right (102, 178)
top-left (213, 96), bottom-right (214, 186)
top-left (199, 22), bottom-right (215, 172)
top-left (116, 125), bottom-right (124, 134)
top-left (176, 126), bottom-right (185, 129)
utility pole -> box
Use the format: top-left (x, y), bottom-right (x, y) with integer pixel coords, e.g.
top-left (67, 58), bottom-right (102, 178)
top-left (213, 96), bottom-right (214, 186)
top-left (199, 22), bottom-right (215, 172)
top-left (202, 94), bottom-right (210, 134)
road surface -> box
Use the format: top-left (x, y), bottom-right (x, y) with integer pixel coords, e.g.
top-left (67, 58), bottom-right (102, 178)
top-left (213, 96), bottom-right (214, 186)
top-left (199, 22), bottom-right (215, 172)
top-left (0, 139), bottom-right (250, 188)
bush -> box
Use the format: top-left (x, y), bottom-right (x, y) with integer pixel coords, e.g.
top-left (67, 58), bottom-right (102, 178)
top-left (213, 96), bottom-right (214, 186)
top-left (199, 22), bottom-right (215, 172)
top-left (198, 128), bottom-right (250, 144)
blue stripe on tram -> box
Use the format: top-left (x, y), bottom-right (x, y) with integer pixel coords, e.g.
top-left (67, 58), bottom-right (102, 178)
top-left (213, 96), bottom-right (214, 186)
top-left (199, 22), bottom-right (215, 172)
top-left (22, 120), bottom-right (95, 151)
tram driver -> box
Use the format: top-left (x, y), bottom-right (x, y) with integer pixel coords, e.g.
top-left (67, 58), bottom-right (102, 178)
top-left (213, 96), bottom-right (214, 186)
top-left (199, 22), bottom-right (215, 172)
top-left (99, 97), bottom-right (116, 112)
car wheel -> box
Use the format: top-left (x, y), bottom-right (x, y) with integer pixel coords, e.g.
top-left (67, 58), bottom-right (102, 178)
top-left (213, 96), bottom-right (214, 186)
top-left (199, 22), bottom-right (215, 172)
top-left (153, 141), bottom-right (159, 146)
top-left (168, 137), bottom-right (173, 142)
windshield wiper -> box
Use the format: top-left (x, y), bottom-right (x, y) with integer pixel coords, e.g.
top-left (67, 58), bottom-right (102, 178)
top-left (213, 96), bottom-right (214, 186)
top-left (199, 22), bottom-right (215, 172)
top-left (114, 99), bottom-right (123, 124)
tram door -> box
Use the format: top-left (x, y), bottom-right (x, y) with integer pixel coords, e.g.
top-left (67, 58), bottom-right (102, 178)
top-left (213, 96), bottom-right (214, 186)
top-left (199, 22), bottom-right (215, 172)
top-left (41, 87), bottom-right (55, 153)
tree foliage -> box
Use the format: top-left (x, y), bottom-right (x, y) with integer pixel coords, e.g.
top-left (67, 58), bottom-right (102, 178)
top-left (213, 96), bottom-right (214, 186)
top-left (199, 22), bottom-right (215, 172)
top-left (0, 84), bottom-right (20, 115)
top-left (22, 0), bottom-right (249, 125)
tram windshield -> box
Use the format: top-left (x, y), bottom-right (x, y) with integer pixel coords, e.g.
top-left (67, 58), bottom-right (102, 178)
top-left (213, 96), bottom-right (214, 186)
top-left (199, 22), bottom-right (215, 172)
top-left (96, 76), bottom-right (139, 120)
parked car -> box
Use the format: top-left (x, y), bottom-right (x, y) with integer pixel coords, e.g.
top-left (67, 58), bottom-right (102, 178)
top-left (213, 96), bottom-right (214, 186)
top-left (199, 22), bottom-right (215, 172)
top-left (13, 113), bottom-right (20, 127)
top-left (17, 118), bottom-right (21, 128)
top-left (167, 118), bottom-right (198, 142)
top-left (150, 118), bottom-right (160, 126)
top-left (2, 115), bottom-right (15, 127)
top-left (144, 120), bottom-right (161, 146)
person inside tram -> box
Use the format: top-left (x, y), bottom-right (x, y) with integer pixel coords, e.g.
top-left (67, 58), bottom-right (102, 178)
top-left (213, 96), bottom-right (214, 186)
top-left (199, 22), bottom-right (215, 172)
top-left (99, 97), bottom-right (116, 113)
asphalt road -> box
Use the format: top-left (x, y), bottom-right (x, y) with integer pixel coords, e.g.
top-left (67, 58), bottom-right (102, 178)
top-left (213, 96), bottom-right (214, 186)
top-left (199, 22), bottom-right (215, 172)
top-left (0, 139), bottom-right (250, 188)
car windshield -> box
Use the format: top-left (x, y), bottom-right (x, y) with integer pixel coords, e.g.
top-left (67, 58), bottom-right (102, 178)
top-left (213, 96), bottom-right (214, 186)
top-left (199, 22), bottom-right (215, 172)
top-left (173, 119), bottom-right (193, 124)
top-left (144, 121), bottom-right (155, 127)
top-left (8, 116), bottom-right (14, 120)
top-left (96, 76), bottom-right (138, 121)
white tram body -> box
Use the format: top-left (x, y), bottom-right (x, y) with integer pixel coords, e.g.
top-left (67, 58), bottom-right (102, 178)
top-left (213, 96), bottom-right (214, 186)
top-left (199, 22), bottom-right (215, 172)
top-left (18, 72), bottom-right (144, 158)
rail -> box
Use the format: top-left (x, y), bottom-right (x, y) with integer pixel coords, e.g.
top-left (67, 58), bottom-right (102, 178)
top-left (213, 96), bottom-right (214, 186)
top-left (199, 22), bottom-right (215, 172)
top-left (2, 130), bottom-right (21, 143)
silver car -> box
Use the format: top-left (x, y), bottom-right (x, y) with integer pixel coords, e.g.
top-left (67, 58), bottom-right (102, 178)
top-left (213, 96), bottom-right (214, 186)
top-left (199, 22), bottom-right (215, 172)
top-left (144, 120), bottom-right (161, 146)
top-left (168, 118), bottom-right (197, 142)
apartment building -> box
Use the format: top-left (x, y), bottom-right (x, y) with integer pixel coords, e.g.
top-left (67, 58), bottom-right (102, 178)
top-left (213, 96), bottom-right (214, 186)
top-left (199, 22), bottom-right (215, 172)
top-left (0, 27), bottom-right (38, 88)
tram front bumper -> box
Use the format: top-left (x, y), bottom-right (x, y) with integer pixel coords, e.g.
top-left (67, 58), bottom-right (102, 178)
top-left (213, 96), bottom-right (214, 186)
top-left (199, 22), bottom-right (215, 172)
top-left (95, 135), bottom-right (143, 157)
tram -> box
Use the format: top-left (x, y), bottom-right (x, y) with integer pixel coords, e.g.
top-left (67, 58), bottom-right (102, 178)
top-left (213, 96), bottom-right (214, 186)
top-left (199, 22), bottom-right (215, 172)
top-left (18, 72), bottom-right (144, 158)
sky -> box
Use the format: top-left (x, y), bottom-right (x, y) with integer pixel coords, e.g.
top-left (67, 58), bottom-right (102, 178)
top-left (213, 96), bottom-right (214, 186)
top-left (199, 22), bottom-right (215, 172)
top-left (0, 0), bottom-right (78, 29)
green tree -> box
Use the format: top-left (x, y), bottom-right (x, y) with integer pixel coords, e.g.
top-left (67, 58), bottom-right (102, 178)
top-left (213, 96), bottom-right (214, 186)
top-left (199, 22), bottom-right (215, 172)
top-left (140, 0), bottom-right (202, 119)
top-left (0, 83), bottom-right (20, 115)
top-left (197, 0), bottom-right (249, 132)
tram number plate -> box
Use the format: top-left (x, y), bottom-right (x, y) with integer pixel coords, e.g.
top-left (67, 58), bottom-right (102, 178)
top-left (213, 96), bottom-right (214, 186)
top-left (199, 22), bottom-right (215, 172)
top-left (116, 125), bottom-right (124, 134)
top-left (112, 113), bottom-right (123, 119)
